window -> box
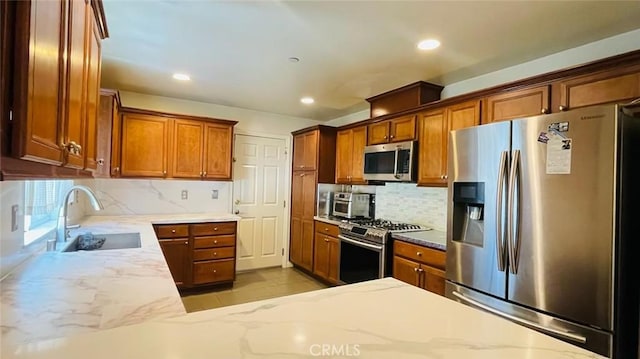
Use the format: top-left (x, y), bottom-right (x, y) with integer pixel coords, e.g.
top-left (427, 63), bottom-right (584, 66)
top-left (23, 180), bottom-right (73, 245)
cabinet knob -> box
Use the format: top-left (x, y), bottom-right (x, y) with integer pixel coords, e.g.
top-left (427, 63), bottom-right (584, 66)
top-left (324, 228), bottom-right (329, 231)
top-left (383, 135), bottom-right (388, 139)
top-left (199, 171), bottom-right (203, 176)
top-left (171, 229), bottom-right (176, 233)
top-left (444, 175), bottom-right (448, 180)
top-left (541, 108), bottom-right (549, 114)
top-left (213, 252), bottom-right (217, 256)
top-left (440, 175), bottom-right (445, 179)
top-left (324, 237), bottom-right (329, 242)
top-left (213, 269), bottom-right (217, 273)
top-left (414, 267), bottom-right (419, 272)
top-left (97, 159), bottom-right (105, 165)
top-left (559, 105), bottom-right (568, 112)
top-left (214, 227), bottom-right (218, 231)
top-left (214, 240), bottom-right (218, 244)
top-left (163, 170), bottom-right (167, 175)
top-left (298, 165), bottom-right (304, 168)
top-left (114, 167), bottom-right (120, 173)
top-left (62, 141), bottom-right (82, 155)
top-left (184, 241), bottom-right (188, 245)
top-left (416, 251), bottom-right (422, 256)
top-left (203, 172), bottom-right (207, 176)
top-left (390, 135), bottom-right (394, 139)
top-left (299, 173), bottom-right (305, 177)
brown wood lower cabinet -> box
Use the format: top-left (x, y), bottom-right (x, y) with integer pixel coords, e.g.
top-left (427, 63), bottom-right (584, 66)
top-left (313, 221), bottom-right (340, 284)
top-left (393, 240), bottom-right (446, 296)
top-left (154, 221), bottom-right (237, 288)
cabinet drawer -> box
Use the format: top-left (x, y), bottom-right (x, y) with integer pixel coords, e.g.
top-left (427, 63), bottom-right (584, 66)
top-left (192, 259), bottom-right (235, 285)
top-left (314, 221), bottom-right (339, 237)
top-left (193, 246), bottom-right (235, 261)
top-left (190, 222), bottom-right (236, 236)
top-left (394, 240), bottom-right (446, 269)
top-left (193, 234), bottom-right (236, 249)
top-left (154, 224), bottom-right (189, 238)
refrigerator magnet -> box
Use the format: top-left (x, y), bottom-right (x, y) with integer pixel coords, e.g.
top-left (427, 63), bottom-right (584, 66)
top-left (537, 132), bottom-right (549, 144)
top-left (546, 136), bottom-right (572, 174)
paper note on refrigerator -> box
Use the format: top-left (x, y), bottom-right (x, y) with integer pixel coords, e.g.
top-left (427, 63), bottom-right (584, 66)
top-left (546, 135), bottom-right (572, 174)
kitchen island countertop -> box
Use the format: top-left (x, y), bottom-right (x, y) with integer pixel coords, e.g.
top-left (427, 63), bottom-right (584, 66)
top-left (1, 277), bottom-right (603, 359)
top-left (0, 213), bottom-right (240, 348)
top-left (392, 229), bottom-right (447, 250)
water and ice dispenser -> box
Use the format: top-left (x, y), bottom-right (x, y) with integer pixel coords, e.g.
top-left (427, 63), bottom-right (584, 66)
top-left (452, 182), bottom-right (485, 246)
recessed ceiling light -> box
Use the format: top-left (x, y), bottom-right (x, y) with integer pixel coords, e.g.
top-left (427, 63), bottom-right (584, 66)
top-left (172, 73), bottom-right (191, 81)
top-left (300, 97), bottom-right (314, 105)
top-left (417, 39), bottom-right (441, 50)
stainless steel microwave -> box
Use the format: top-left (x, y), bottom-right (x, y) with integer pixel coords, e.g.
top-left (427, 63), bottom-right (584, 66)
top-left (363, 140), bottom-right (416, 182)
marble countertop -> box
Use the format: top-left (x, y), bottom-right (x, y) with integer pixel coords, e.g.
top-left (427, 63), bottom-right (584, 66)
top-left (392, 229), bottom-right (447, 250)
top-left (313, 215), bottom-right (346, 226)
top-left (0, 213), bottom-right (240, 348)
top-left (1, 278), bottom-right (603, 359)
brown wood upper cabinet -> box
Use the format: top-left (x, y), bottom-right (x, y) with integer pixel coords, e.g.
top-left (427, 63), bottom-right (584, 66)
top-left (417, 100), bottom-right (481, 186)
top-left (368, 114), bottom-right (417, 145)
top-left (95, 89), bottom-right (121, 178)
top-left (485, 85), bottom-right (550, 123)
top-left (120, 113), bottom-right (170, 178)
top-left (8, 0), bottom-right (107, 170)
top-left (555, 65), bottom-right (640, 112)
top-left (117, 109), bottom-right (236, 180)
top-left (335, 126), bottom-right (367, 184)
top-left (293, 131), bottom-right (318, 170)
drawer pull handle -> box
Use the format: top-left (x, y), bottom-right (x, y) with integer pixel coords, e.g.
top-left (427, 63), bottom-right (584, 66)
top-left (171, 229), bottom-right (176, 233)
top-left (324, 228), bottom-right (329, 231)
top-left (214, 240), bottom-right (218, 244)
top-left (214, 227), bottom-right (218, 231)
top-left (416, 252), bottom-right (422, 256)
top-left (213, 252), bottom-right (217, 256)
top-left (184, 241), bottom-right (188, 245)
top-left (213, 269), bottom-right (217, 273)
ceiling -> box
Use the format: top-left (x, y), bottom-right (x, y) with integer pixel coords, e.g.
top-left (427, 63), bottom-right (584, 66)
top-left (100, 1), bottom-right (640, 121)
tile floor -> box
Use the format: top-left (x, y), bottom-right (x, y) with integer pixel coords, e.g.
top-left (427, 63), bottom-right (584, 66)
top-left (180, 266), bottom-right (327, 312)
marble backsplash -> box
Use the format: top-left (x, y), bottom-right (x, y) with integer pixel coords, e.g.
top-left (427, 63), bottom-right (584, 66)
top-left (80, 179), bottom-right (232, 216)
top-left (374, 183), bottom-right (447, 231)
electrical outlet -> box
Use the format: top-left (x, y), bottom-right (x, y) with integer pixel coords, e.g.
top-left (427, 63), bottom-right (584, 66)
top-left (11, 205), bottom-right (19, 232)
top-left (181, 190), bottom-right (188, 200)
top-left (211, 190), bottom-right (219, 199)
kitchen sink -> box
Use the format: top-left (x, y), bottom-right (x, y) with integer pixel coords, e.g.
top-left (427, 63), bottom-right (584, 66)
top-left (61, 232), bottom-right (141, 252)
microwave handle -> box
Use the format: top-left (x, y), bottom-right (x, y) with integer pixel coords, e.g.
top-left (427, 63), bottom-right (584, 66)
top-left (393, 148), bottom-right (400, 179)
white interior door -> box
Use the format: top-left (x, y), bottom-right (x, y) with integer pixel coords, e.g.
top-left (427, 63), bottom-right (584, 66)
top-left (233, 134), bottom-right (288, 270)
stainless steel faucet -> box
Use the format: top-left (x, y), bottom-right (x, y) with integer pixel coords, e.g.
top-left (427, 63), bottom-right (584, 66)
top-left (55, 185), bottom-right (104, 247)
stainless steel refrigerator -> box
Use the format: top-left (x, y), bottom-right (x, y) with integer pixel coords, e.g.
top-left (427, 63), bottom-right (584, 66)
top-left (445, 104), bottom-right (640, 358)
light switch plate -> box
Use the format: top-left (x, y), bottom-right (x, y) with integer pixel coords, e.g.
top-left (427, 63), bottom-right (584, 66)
top-left (181, 190), bottom-right (188, 200)
top-left (211, 190), bottom-right (218, 199)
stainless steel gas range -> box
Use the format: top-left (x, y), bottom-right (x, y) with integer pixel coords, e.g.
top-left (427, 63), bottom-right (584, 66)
top-left (338, 219), bottom-right (428, 284)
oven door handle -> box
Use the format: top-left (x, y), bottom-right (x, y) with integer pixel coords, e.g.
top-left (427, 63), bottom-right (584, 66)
top-left (338, 235), bottom-right (383, 251)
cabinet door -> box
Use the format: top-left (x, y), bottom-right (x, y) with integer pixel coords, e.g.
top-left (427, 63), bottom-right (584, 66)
top-left (83, 16), bottom-right (102, 171)
top-left (203, 123), bottom-right (233, 179)
top-left (289, 216), bottom-right (303, 266)
top-left (422, 266), bottom-right (446, 296)
top-left (302, 171), bottom-right (316, 219)
top-left (350, 126), bottom-right (367, 184)
top-left (417, 110), bottom-right (447, 186)
top-left (389, 115), bottom-right (416, 142)
top-left (159, 238), bottom-right (190, 287)
top-left (300, 219), bottom-right (315, 271)
top-left (486, 85), bottom-right (550, 123)
top-left (326, 236), bottom-right (340, 285)
top-left (335, 129), bottom-right (353, 184)
top-left (120, 114), bottom-right (169, 177)
top-left (171, 119), bottom-right (204, 178)
top-left (368, 121), bottom-right (390, 145)
top-left (63, 0), bottom-right (89, 169)
top-left (393, 256), bottom-right (421, 287)
top-left (96, 93), bottom-right (115, 178)
top-left (303, 131), bottom-right (318, 170)
top-left (291, 171), bottom-right (305, 218)
top-left (12, 0), bottom-right (66, 165)
top-left (313, 232), bottom-right (329, 279)
top-left (448, 100), bottom-right (481, 131)
top-left (292, 133), bottom-right (305, 170)
top-left (558, 68), bottom-right (640, 111)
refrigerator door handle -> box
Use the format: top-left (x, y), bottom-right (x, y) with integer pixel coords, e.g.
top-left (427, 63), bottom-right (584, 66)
top-left (507, 150), bottom-right (521, 274)
top-left (495, 151), bottom-right (508, 272)
top-left (452, 291), bottom-right (587, 344)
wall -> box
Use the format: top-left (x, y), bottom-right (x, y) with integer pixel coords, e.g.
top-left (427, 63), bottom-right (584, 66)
top-left (374, 183), bottom-right (447, 231)
top-left (120, 91), bottom-right (323, 136)
top-left (0, 181), bottom-right (84, 279)
top-left (80, 179), bottom-right (232, 216)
